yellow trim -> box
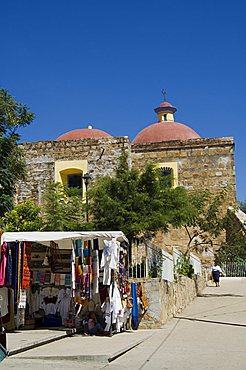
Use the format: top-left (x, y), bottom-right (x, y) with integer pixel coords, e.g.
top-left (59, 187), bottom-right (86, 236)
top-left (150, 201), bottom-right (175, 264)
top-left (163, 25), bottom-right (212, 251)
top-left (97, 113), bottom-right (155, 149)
top-left (156, 162), bottom-right (178, 188)
top-left (55, 160), bottom-right (88, 195)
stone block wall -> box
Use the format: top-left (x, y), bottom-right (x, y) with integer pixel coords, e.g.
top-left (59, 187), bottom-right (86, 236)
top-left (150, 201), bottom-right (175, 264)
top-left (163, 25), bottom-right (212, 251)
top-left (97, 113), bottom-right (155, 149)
top-left (132, 137), bottom-right (236, 249)
top-left (132, 137), bottom-right (236, 204)
top-left (137, 274), bottom-right (206, 329)
top-left (17, 136), bottom-right (131, 203)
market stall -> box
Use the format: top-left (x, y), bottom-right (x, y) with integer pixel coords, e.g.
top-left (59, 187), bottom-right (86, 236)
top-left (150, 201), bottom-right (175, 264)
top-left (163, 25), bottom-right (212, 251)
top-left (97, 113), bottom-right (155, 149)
top-left (0, 231), bottom-right (131, 335)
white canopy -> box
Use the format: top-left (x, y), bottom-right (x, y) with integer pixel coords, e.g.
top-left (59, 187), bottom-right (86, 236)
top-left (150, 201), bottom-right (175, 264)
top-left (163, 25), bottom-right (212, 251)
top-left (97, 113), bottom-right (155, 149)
top-left (1, 231), bottom-right (128, 249)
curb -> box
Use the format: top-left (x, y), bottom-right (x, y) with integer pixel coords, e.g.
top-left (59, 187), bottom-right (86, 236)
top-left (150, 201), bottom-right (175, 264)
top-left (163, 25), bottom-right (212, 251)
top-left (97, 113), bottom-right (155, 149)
top-left (108, 335), bottom-right (153, 362)
top-left (11, 334), bottom-right (152, 363)
top-left (8, 329), bottom-right (75, 357)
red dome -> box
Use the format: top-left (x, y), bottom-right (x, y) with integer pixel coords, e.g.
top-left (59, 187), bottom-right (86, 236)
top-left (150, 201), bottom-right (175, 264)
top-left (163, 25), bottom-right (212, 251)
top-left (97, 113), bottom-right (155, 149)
top-left (56, 127), bottom-right (112, 141)
top-left (159, 101), bottom-right (174, 108)
top-left (132, 121), bottom-right (201, 144)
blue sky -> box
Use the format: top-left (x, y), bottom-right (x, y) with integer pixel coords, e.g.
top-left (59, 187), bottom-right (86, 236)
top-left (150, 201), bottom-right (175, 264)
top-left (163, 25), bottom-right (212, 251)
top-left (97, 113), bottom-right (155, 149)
top-left (1, 1), bottom-right (245, 200)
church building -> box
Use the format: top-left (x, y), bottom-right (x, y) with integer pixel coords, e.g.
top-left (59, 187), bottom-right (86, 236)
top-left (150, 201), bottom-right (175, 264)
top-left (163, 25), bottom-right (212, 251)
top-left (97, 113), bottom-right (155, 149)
top-left (17, 98), bottom-right (236, 247)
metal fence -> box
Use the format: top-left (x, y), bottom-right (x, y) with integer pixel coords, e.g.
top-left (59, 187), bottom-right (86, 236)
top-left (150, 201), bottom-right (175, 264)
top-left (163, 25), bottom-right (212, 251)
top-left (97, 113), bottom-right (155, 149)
top-left (223, 262), bottom-right (246, 277)
top-left (129, 242), bottom-right (202, 281)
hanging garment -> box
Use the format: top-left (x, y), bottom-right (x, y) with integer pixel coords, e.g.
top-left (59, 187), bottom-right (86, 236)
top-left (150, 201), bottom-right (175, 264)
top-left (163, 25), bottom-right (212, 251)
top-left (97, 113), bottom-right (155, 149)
top-left (40, 272), bottom-right (46, 285)
top-left (54, 274), bottom-right (61, 286)
top-left (13, 242), bottom-right (19, 306)
top-left (17, 243), bottom-right (22, 304)
top-left (0, 243), bottom-right (8, 286)
top-left (65, 274), bottom-right (71, 286)
top-left (131, 282), bottom-right (139, 330)
top-left (56, 288), bottom-right (71, 325)
top-left (110, 282), bottom-right (123, 324)
top-left (22, 242), bottom-right (31, 289)
top-left (18, 289), bottom-right (27, 309)
top-left (71, 242), bottom-right (76, 293)
top-left (101, 298), bottom-right (111, 332)
top-left (29, 288), bottom-right (40, 315)
top-left (101, 239), bottom-right (119, 285)
top-left (40, 287), bottom-right (59, 316)
top-left (6, 246), bottom-right (12, 287)
top-left (92, 250), bottom-right (99, 294)
top-left (60, 274), bottom-right (65, 286)
top-left (76, 239), bottom-right (83, 257)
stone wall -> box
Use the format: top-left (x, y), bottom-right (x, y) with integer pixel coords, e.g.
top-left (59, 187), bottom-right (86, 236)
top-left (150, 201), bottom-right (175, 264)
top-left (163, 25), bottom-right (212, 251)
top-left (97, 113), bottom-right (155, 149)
top-left (18, 135), bottom-right (236, 208)
top-left (137, 274), bottom-right (206, 329)
top-left (17, 136), bottom-right (131, 203)
top-left (132, 137), bottom-right (236, 249)
top-left (132, 137), bottom-right (236, 204)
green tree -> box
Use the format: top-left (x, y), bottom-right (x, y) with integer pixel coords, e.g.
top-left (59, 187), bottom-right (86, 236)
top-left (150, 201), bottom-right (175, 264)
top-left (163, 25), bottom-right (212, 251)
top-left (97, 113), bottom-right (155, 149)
top-left (89, 153), bottom-right (190, 243)
top-left (179, 188), bottom-right (229, 254)
top-left (0, 199), bottom-right (43, 231)
top-left (42, 182), bottom-right (90, 231)
top-left (0, 89), bottom-right (34, 216)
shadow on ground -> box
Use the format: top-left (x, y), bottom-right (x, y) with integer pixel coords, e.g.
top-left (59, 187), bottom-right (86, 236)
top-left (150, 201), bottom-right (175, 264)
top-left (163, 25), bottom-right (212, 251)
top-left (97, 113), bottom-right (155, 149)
top-left (197, 293), bottom-right (243, 298)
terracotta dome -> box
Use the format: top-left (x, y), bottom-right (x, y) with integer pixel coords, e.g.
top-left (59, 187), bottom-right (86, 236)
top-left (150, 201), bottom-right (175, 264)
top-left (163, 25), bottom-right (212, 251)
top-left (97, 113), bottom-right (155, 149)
top-left (132, 100), bottom-right (201, 144)
top-left (132, 121), bottom-right (201, 144)
top-left (56, 126), bottom-right (112, 141)
top-left (159, 101), bottom-right (174, 108)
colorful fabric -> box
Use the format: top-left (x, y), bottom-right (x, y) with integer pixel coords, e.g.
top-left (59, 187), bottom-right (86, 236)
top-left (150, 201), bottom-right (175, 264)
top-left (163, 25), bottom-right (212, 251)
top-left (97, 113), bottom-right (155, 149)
top-left (50, 273), bottom-right (55, 284)
top-left (84, 248), bottom-right (89, 257)
top-left (32, 271), bottom-right (37, 284)
top-left (65, 274), bottom-right (71, 286)
top-left (44, 273), bottom-right (51, 284)
top-left (13, 243), bottom-right (19, 306)
top-left (40, 272), bottom-right (46, 285)
top-left (6, 245), bottom-right (12, 286)
top-left (60, 274), bottom-right (65, 286)
top-left (92, 250), bottom-right (99, 294)
top-left (93, 239), bottom-right (99, 250)
top-left (17, 242), bottom-right (22, 303)
top-left (0, 242), bottom-right (8, 286)
top-left (76, 239), bottom-right (83, 257)
top-left (36, 271), bottom-right (41, 284)
top-left (55, 274), bottom-right (61, 286)
top-left (131, 282), bottom-right (139, 330)
top-left (22, 242), bottom-right (32, 289)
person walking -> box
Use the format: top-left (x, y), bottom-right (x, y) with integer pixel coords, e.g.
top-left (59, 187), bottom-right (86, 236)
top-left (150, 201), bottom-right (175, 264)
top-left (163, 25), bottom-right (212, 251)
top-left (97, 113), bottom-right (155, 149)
top-left (212, 263), bottom-right (224, 287)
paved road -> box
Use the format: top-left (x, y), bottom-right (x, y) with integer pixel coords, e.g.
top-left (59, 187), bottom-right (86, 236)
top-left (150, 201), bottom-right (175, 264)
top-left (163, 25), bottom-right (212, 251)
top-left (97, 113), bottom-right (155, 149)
top-left (2, 277), bottom-right (246, 369)
top-left (106, 277), bottom-right (246, 370)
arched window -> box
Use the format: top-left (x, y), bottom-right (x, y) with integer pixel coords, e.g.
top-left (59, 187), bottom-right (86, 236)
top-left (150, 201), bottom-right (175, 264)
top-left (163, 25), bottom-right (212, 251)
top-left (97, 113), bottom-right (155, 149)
top-left (67, 173), bottom-right (83, 194)
top-left (160, 166), bottom-right (173, 188)
top-left (55, 160), bottom-right (88, 197)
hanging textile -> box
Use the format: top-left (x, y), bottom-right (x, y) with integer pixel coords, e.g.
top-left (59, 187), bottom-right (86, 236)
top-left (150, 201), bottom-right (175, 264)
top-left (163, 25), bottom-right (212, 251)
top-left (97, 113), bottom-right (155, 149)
top-left (6, 245), bottom-right (12, 287)
top-left (57, 288), bottom-right (71, 325)
top-left (92, 250), bottom-right (99, 295)
top-left (0, 243), bottom-right (8, 286)
top-left (13, 242), bottom-right (19, 306)
top-left (17, 243), bottom-right (22, 304)
top-left (101, 238), bottom-right (118, 285)
top-left (110, 282), bottom-right (123, 324)
top-left (102, 297), bottom-right (111, 332)
top-left (22, 242), bottom-right (31, 289)
top-left (71, 241), bottom-right (76, 297)
top-left (131, 282), bottom-right (139, 330)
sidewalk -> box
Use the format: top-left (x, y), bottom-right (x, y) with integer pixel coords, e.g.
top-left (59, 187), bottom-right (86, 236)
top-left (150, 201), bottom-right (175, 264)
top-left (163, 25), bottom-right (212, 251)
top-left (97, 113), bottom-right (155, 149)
top-left (3, 277), bottom-right (246, 369)
top-left (7, 328), bottom-right (75, 355)
top-left (7, 329), bottom-right (154, 363)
